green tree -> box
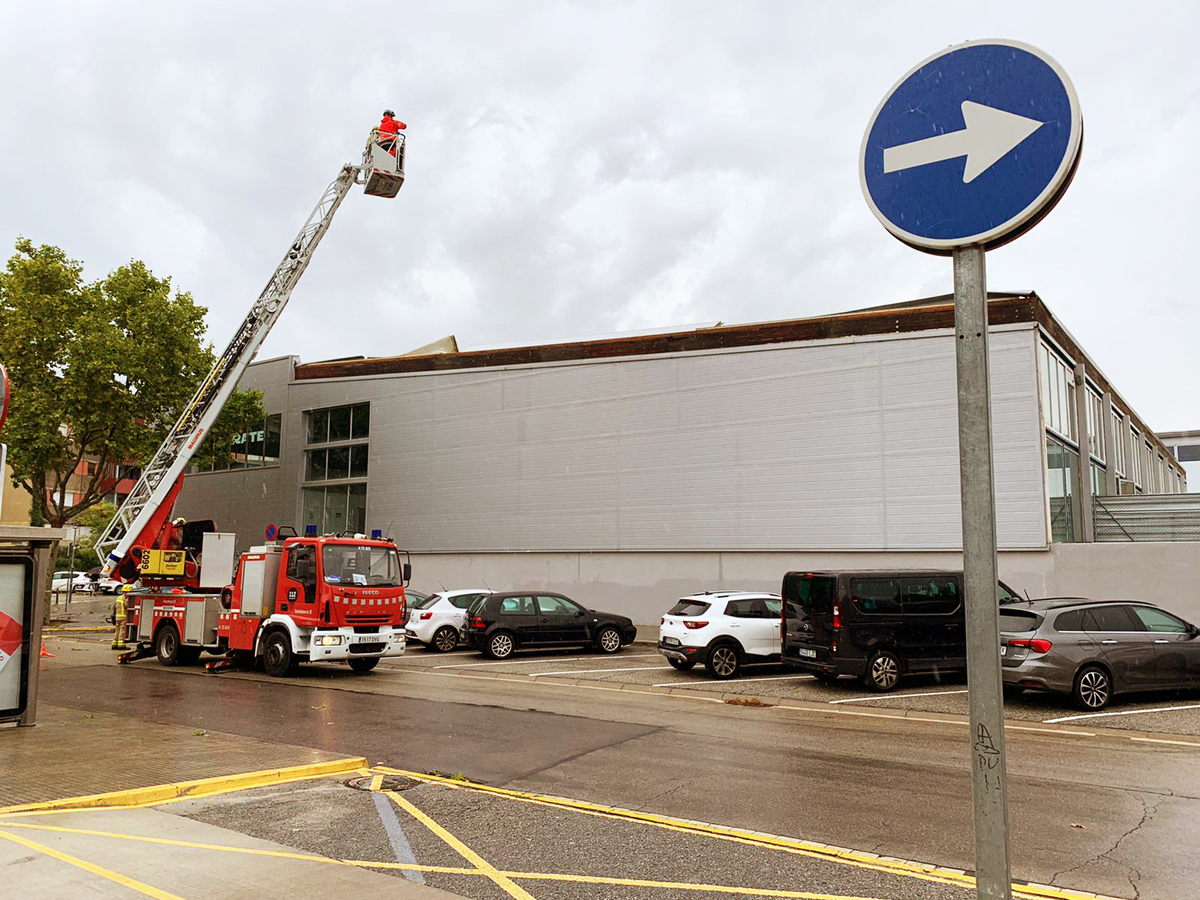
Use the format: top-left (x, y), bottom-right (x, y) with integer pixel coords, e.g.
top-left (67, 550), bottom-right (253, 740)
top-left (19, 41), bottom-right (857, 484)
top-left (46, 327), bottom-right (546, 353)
top-left (0, 238), bottom-right (264, 527)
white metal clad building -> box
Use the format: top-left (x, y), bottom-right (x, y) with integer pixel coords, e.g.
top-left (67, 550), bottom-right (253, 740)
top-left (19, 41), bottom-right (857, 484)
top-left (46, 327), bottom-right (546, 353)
top-left (174, 293), bottom-right (1185, 622)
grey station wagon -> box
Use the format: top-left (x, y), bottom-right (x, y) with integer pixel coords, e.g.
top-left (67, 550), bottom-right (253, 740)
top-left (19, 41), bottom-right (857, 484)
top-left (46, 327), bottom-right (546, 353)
top-left (1000, 599), bottom-right (1200, 710)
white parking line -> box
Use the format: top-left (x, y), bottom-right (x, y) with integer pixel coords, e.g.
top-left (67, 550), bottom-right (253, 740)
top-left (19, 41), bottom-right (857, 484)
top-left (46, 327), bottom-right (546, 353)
top-left (1043, 703), bottom-right (1200, 724)
top-left (434, 653), bottom-right (661, 669)
top-left (652, 674), bottom-right (816, 688)
top-left (828, 689), bottom-right (969, 704)
top-left (528, 665), bottom-right (673, 676)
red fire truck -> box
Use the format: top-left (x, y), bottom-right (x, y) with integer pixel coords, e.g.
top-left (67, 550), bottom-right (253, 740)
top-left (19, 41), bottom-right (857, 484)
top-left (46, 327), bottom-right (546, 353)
top-left (120, 525), bottom-right (409, 676)
top-left (96, 127), bottom-right (411, 676)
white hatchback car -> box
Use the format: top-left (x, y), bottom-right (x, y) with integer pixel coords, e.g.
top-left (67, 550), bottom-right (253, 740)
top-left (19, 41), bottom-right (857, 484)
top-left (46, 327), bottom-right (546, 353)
top-left (406, 589), bottom-right (493, 652)
top-left (658, 591), bottom-right (783, 679)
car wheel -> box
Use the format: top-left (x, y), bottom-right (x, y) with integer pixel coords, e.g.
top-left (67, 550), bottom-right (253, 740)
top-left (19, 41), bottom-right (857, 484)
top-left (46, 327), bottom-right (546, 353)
top-left (486, 631), bottom-right (515, 660)
top-left (262, 630), bottom-right (297, 678)
top-left (668, 657), bottom-right (696, 671)
top-left (155, 624), bottom-right (181, 667)
top-left (1073, 665), bottom-right (1111, 711)
top-left (595, 626), bottom-right (622, 654)
top-left (863, 650), bottom-right (901, 692)
top-left (349, 657), bottom-right (380, 673)
top-left (705, 643), bottom-right (741, 680)
top-left (432, 626), bottom-right (459, 653)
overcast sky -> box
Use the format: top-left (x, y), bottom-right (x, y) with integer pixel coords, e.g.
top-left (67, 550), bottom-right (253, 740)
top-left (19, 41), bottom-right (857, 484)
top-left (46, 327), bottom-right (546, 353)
top-left (1, 1), bottom-right (1196, 430)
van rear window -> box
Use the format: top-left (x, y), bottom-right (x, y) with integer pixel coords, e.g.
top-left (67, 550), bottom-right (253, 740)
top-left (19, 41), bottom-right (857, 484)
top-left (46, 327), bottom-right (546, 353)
top-left (781, 573), bottom-right (836, 618)
top-left (668, 600), bottom-right (711, 616)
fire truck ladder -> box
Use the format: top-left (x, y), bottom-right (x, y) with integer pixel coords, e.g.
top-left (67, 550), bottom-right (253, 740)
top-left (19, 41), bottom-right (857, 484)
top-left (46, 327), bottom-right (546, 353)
top-left (96, 133), bottom-right (405, 576)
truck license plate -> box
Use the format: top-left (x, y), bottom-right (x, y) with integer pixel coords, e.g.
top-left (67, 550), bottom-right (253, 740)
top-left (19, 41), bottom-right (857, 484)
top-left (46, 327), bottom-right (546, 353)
top-left (354, 634), bottom-right (381, 644)
top-left (797, 648), bottom-right (817, 658)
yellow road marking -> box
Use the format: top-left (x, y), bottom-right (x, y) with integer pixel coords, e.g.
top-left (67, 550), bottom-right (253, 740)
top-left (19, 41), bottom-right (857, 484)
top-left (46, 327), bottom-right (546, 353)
top-left (383, 789), bottom-right (537, 900)
top-left (0, 757), bottom-right (367, 816)
top-left (0, 828), bottom-right (186, 900)
top-left (376, 767), bottom-right (1125, 900)
top-left (1130, 736), bottom-right (1200, 747)
top-left (503, 870), bottom-right (886, 898)
top-left (369, 774), bottom-right (384, 791)
top-left (0, 819), bottom-right (347, 865)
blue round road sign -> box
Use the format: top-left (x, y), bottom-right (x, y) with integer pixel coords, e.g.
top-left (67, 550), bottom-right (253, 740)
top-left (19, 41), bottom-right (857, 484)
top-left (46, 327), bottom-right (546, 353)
top-left (861, 39), bottom-right (1082, 254)
top-left (265, 523), bottom-right (278, 541)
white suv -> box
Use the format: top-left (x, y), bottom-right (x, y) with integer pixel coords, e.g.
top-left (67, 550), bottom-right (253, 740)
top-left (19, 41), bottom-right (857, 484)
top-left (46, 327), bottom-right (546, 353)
top-left (658, 591), bottom-right (783, 679)
top-left (406, 590), bottom-right (492, 652)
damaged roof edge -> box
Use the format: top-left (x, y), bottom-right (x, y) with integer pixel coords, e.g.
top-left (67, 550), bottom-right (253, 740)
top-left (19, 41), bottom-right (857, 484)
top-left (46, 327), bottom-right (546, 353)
top-left (294, 293), bottom-right (1039, 381)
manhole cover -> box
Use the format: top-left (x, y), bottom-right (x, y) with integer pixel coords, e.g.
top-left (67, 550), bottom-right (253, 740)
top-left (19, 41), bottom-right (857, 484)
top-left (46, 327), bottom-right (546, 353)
top-left (344, 775), bottom-right (418, 792)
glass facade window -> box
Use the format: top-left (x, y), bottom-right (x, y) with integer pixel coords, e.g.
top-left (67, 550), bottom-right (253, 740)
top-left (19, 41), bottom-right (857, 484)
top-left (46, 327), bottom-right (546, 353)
top-left (192, 414), bottom-right (282, 473)
top-left (1085, 387), bottom-right (1104, 463)
top-left (1111, 409), bottom-right (1127, 478)
top-left (1039, 343), bottom-right (1077, 443)
top-left (1047, 436), bottom-right (1081, 543)
top-left (302, 403), bottom-right (370, 535)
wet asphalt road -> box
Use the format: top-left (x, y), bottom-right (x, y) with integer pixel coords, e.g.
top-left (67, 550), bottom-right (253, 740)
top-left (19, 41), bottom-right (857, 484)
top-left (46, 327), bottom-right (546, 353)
top-left (35, 650), bottom-right (1200, 900)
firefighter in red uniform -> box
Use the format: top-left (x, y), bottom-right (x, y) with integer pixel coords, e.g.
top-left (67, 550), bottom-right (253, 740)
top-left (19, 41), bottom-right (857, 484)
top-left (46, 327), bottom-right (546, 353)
top-left (377, 109), bottom-right (406, 155)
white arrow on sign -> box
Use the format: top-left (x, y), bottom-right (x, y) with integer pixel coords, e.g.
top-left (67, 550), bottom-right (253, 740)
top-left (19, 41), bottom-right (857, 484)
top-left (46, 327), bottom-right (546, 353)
top-left (883, 100), bottom-right (1044, 183)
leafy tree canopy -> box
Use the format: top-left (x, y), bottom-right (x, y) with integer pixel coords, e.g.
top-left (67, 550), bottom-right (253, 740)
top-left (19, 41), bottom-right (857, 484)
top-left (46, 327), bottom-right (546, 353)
top-left (0, 238), bottom-right (265, 526)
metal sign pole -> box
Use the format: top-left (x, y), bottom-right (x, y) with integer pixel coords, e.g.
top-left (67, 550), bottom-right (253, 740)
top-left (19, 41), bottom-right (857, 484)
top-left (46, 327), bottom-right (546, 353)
top-left (953, 244), bottom-right (1012, 900)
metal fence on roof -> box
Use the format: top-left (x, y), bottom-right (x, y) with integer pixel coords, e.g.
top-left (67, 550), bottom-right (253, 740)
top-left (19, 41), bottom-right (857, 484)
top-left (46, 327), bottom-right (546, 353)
top-left (1094, 493), bottom-right (1200, 542)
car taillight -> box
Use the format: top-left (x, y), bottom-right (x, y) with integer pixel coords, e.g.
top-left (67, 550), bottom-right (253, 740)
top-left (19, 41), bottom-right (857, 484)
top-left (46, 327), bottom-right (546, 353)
top-left (1008, 638), bottom-right (1052, 654)
top-left (420, 612), bottom-right (433, 620)
top-left (683, 621), bottom-right (709, 630)
top-left (832, 603), bottom-right (841, 631)
top-left (470, 616), bottom-right (486, 629)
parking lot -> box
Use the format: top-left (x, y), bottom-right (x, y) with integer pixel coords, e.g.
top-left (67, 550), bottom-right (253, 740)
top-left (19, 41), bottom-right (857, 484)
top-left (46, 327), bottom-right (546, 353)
top-left (382, 640), bottom-right (1200, 738)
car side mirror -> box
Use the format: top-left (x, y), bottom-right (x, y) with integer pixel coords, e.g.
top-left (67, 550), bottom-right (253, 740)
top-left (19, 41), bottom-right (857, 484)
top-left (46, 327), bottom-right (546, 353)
top-left (575, 610), bottom-right (585, 618)
top-left (1189, 624), bottom-right (1200, 639)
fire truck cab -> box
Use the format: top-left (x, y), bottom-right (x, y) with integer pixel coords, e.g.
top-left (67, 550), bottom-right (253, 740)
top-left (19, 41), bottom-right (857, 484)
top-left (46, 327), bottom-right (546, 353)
top-left (126, 529), bottom-right (409, 677)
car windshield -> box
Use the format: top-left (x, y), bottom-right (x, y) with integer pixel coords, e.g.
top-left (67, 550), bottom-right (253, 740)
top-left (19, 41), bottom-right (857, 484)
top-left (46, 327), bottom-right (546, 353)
top-left (321, 544), bottom-right (402, 586)
top-left (997, 581), bottom-right (1023, 605)
top-left (667, 599), bottom-right (711, 616)
top-left (412, 593), bottom-right (440, 610)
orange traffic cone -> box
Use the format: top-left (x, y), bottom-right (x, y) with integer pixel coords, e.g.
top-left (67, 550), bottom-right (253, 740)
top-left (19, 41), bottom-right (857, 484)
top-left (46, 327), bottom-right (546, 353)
top-left (40, 641), bottom-right (55, 658)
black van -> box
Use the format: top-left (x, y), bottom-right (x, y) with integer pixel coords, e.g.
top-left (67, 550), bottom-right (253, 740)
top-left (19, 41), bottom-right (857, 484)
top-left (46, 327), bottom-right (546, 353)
top-left (781, 571), bottom-right (1023, 692)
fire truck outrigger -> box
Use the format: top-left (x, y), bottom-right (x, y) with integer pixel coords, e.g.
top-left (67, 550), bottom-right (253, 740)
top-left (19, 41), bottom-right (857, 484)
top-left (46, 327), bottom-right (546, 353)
top-left (94, 125), bottom-right (411, 676)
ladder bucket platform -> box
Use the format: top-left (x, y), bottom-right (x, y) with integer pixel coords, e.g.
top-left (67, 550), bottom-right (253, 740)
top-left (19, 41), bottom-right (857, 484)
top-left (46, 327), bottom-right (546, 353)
top-left (363, 131), bottom-right (406, 198)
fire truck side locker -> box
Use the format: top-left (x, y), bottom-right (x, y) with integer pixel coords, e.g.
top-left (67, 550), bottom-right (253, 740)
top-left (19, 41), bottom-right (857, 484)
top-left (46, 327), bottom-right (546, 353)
top-left (199, 532), bottom-right (236, 589)
top-left (240, 547), bottom-right (282, 618)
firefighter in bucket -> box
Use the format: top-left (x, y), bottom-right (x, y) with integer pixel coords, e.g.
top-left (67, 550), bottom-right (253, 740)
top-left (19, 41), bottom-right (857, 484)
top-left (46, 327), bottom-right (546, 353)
top-left (111, 585), bottom-right (132, 651)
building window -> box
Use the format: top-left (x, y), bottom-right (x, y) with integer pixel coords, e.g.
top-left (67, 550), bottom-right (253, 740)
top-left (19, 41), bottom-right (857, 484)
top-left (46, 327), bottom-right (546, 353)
top-left (192, 414), bottom-right (282, 473)
top-left (302, 403), bottom-right (369, 535)
top-left (1111, 408), bottom-right (1127, 478)
top-left (1039, 343), bottom-right (1077, 444)
top-left (1085, 387), bottom-right (1104, 464)
top-left (1047, 436), bottom-right (1081, 543)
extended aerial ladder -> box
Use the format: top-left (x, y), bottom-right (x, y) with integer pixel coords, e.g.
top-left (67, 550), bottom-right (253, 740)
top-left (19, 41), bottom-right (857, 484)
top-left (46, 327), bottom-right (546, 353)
top-left (96, 130), bottom-right (407, 578)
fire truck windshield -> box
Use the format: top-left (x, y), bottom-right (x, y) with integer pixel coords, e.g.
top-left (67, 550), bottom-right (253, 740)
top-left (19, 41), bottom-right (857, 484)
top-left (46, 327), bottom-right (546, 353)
top-left (322, 544), bottom-right (402, 586)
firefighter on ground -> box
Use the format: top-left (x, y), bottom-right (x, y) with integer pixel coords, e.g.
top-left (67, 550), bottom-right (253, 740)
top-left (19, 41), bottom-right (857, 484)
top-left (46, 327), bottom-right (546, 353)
top-left (111, 585), bottom-right (131, 650)
top-left (377, 109), bottom-right (406, 155)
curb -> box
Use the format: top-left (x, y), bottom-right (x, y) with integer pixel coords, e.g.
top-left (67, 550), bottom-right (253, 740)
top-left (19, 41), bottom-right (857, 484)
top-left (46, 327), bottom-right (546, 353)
top-left (0, 757), bottom-right (368, 815)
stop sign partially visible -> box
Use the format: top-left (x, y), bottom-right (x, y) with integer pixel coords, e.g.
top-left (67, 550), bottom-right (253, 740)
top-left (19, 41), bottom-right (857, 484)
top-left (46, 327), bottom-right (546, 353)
top-left (0, 363), bottom-right (8, 434)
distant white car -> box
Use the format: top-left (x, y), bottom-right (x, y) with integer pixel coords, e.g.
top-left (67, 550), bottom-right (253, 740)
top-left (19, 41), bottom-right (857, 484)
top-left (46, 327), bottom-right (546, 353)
top-left (658, 590), bottom-right (783, 679)
top-left (50, 571), bottom-right (121, 594)
top-left (50, 571), bottom-right (91, 593)
top-left (407, 589), bottom-right (493, 652)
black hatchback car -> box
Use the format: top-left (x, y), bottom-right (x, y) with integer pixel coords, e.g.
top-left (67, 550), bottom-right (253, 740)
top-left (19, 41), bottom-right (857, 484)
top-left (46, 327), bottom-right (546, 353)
top-left (464, 592), bottom-right (637, 659)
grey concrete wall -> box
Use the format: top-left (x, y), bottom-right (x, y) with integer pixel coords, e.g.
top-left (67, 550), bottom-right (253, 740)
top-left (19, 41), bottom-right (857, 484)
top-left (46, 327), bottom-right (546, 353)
top-left (406, 544), bottom-right (1200, 626)
top-left (1004, 542), bottom-right (1200, 624)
